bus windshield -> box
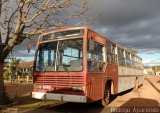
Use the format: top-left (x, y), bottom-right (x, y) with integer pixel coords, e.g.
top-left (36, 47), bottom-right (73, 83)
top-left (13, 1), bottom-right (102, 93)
top-left (36, 39), bottom-right (83, 72)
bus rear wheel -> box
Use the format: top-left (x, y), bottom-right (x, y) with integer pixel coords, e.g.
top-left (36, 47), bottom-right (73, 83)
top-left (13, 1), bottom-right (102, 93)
top-left (101, 84), bottom-right (111, 107)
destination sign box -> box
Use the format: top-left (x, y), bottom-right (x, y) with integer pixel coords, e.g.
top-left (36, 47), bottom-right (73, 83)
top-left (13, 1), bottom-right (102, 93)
top-left (42, 29), bottom-right (84, 41)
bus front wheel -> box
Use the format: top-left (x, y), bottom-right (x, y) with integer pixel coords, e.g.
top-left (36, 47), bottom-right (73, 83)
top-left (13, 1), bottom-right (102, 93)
top-left (101, 83), bottom-right (111, 106)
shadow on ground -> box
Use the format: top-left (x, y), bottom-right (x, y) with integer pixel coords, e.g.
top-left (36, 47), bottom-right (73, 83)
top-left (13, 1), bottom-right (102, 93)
top-left (110, 98), bottom-right (160, 113)
top-left (120, 98), bottom-right (159, 107)
top-left (157, 80), bottom-right (160, 83)
top-left (22, 101), bottom-right (104, 113)
top-left (22, 89), bottom-right (136, 113)
top-left (47, 102), bottom-right (104, 113)
top-left (145, 77), bottom-right (160, 93)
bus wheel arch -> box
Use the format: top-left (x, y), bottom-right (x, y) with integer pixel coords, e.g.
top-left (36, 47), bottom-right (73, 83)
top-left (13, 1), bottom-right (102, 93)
top-left (101, 80), bottom-right (112, 106)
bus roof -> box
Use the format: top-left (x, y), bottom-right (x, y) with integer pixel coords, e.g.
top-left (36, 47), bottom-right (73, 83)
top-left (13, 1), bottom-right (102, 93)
top-left (40, 26), bottom-right (140, 58)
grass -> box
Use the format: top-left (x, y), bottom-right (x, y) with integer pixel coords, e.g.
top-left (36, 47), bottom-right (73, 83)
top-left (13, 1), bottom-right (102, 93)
top-left (11, 95), bottom-right (63, 111)
top-left (1, 94), bottom-right (63, 113)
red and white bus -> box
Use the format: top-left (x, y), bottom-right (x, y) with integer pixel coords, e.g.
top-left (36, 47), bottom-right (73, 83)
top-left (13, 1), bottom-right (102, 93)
top-left (32, 27), bottom-right (143, 106)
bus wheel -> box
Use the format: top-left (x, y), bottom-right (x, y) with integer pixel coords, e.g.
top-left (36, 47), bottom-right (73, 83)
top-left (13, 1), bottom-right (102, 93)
top-left (101, 84), bottom-right (111, 107)
top-left (134, 78), bottom-right (139, 92)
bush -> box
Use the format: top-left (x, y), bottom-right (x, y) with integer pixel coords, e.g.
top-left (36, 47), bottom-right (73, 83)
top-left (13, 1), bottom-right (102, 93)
top-left (3, 70), bottom-right (10, 81)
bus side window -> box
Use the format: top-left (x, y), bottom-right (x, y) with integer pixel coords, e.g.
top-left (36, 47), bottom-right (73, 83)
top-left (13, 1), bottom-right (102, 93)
top-left (87, 40), bottom-right (105, 72)
top-left (106, 42), bottom-right (118, 64)
top-left (118, 48), bottom-right (126, 66)
top-left (37, 49), bottom-right (44, 70)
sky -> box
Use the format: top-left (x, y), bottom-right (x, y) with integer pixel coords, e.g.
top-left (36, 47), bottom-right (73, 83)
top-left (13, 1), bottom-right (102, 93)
top-left (13, 0), bottom-right (160, 66)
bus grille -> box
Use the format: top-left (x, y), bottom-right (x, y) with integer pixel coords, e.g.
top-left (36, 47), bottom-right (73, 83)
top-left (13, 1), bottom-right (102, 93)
top-left (34, 74), bottom-right (84, 87)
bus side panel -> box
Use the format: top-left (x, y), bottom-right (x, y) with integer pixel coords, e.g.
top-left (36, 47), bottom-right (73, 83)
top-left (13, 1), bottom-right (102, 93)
top-left (87, 73), bottom-right (105, 102)
top-left (86, 64), bottom-right (119, 102)
top-left (118, 66), bottom-right (144, 93)
top-left (107, 64), bottom-right (118, 76)
top-left (118, 66), bottom-right (127, 93)
top-left (106, 64), bottom-right (119, 94)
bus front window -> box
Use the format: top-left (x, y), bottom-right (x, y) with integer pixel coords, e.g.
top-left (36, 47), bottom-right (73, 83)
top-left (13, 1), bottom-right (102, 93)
top-left (36, 39), bottom-right (83, 72)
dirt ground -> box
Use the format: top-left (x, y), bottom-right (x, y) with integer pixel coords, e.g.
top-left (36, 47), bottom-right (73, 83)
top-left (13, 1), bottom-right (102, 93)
top-left (2, 75), bottom-right (160, 113)
top-left (4, 83), bottom-right (33, 98)
top-left (104, 75), bottom-right (160, 113)
top-left (108, 75), bottom-right (160, 107)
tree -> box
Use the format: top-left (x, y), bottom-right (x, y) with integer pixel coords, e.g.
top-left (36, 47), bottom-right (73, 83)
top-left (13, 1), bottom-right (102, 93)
top-left (9, 59), bottom-right (21, 83)
top-left (0, 0), bottom-right (93, 103)
top-left (3, 58), bottom-right (21, 82)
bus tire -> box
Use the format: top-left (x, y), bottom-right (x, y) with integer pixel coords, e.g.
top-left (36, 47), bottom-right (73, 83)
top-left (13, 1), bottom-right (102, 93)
top-left (101, 83), bottom-right (111, 107)
top-left (134, 78), bottom-right (139, 92)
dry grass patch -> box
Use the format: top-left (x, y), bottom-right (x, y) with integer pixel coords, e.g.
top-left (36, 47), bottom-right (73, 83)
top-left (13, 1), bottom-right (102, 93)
top-left (12, 95), bottom-right (63, 111)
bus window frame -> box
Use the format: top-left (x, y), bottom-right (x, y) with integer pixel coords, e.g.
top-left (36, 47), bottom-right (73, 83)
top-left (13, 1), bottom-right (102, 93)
top-left (34, 29), bottom-right (85, 72)
top-left (106, 41), bottom-right (118, 64)
top-left (86, 37), bottom-right (106, 73)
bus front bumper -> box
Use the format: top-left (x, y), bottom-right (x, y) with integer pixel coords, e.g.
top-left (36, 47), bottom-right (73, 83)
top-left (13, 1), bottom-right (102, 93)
top-left (32, 92), bottom-right (87, 103)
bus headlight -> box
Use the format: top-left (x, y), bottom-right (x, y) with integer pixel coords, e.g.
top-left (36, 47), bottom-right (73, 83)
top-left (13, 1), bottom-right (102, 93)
top-left (35, 84), bottom-right (43, 89)
top-left (71, 86), bottom-right (85, 91)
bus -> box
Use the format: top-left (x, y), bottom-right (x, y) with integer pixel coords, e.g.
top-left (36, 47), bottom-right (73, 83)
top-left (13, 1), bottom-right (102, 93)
top-left (32, 27), bottom-right (143, 106)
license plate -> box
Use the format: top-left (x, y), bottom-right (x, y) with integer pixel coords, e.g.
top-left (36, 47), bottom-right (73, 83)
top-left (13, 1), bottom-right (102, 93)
top-left (43, 85), bottom-right (52, 89)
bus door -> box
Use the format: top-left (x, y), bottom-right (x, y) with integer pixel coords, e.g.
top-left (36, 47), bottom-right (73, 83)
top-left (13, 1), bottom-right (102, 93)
top-left (86, 33), bottom-right (106, 101)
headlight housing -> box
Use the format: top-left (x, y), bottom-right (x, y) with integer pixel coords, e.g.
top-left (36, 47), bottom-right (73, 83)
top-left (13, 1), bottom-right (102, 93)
top-left (35, 84), bottom-right (43, 89)
top-left (71, 86), bottom-right (85, 91)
